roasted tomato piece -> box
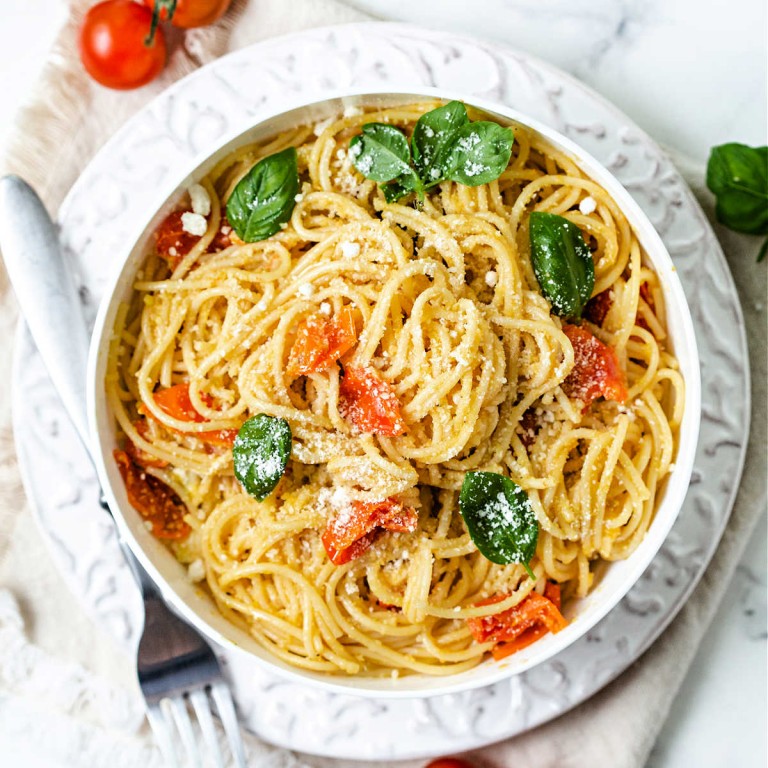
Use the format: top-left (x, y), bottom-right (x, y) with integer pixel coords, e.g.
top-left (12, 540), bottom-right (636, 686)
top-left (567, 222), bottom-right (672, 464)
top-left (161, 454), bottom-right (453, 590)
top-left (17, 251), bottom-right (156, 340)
top-left (154, 210), bottom-right (201, 269)
top-left (153, 382), bottom-right (205, 422)
top-left (114, 449), bottom-right (190, 539)
top-left (287, 306), bottom-right (357, 376)
top-left (339, 366), bottom-right (406, 436)
top-left (467, 582), bottom-right (566, 660)
top-left (323, 529), bottom-right (378, 566)
top-left (322, 498), bottom-right (418, 565)
top-left (425, 760), bottom-right (476, 768)
top-left (142, 383), bottom-right (237, 446)
top-left (584, 288), bottom-right (613, 326)
top-left (561, 324), bottom-right (628, 407)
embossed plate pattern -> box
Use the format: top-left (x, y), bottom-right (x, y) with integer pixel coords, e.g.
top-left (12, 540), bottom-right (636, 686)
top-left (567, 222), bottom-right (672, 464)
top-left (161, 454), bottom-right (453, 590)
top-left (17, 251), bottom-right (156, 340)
top-left (11, 23), bottom-right (749, 761)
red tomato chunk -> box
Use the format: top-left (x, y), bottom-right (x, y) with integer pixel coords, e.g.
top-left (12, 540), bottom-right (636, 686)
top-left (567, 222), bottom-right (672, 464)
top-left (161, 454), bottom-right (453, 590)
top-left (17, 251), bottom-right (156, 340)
top-left (339, 366), bottom-right (407, 436)
top-left (114, 449), bottom-right (190, 539)
top-left (154, 211), bottom-right (201, 269)
top-left (561, 324), bottom-right (628, 407)
top-left (467, 582), bottom-right (567, 660)
top-left (287, 307), bottom-right (357, 376)
top-left (322, 498), bottom-right (418, 565)
top-left (141, 383), bottom-right (237, 447)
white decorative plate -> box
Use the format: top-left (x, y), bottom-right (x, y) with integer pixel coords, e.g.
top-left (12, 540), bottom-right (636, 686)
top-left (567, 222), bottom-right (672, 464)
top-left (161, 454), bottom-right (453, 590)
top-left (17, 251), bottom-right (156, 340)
top-left (11, 23), bottom-right (749, 762)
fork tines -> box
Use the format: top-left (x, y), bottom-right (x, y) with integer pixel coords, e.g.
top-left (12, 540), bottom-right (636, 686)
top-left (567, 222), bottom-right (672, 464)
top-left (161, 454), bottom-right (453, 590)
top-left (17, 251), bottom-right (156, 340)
top-left (146, 682), bottom-right (247, 768)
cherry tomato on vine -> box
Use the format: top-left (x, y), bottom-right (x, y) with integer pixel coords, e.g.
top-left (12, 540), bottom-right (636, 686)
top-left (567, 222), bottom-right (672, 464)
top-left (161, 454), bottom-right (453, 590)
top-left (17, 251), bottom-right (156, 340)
top-left (79, 0), bottom-right (166, 90)
top-left (425, 760), bottom-right (475, 768)
top-left (143, 0), bottom-right (232, 28)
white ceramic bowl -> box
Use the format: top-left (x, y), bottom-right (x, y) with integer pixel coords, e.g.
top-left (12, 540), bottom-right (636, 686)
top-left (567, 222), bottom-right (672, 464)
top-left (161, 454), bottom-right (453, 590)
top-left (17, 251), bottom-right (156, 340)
top-left (87, 88), bottom-right (701, 698)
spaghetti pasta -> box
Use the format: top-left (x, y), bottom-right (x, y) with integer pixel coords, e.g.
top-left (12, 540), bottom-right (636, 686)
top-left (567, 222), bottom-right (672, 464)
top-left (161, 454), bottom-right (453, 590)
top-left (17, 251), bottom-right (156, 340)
top-left (107, 102), bottom-right (683, 677)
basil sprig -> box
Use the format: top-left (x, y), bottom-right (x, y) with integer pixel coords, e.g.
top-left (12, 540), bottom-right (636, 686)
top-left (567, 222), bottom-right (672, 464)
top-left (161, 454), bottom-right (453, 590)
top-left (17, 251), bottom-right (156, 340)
top-left (225, 147), bottom-right (299, 243)
top-left (459, 471), bottom-right (538, 578)
top-left (706, 143), bottom-right (768, 261)
top-left (233, 415), bottom-right (292, 501)
top-left (349, 101), bottom-right (514, 203)
top-left (529, 211), bottom-right (595, 319)
top-left (349, 123), bottom-right (424, 201)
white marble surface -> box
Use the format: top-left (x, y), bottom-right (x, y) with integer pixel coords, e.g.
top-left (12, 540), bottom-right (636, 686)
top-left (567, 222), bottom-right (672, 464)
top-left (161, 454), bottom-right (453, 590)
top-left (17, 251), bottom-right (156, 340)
top-left (0, 1), bottom-right (765, 767)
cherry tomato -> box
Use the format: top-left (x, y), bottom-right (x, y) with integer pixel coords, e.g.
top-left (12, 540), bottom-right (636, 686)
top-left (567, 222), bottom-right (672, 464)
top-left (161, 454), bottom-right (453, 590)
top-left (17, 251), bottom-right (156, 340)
top-left (322, 498), bottom-right (418, 565)
top-left (287, 307), bottom-right (357, 377)
top-left (144, 0), bottom-right (232, 28)
top-left (114, 450), bottom-right (190, 539)
top-left (425, 760), bottom-right (476, 768)
top-left (561, 324), bottom-right (628, 408)
top-left (79, 0), bottom-right (166, 90)
top-left (154, 210), bottom-right (201, 269)
top-left (339, 366), bottom-right (407, 436)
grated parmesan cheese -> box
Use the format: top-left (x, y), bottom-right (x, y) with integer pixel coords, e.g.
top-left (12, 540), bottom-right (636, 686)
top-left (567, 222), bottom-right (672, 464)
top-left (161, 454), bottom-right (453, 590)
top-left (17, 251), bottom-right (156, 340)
top-left (343, 105), bottom-right (362, 118)
top-left (485, 270), bottom-right (498, 287)
top-left (181, 211), bottom-right (207, 236)
top-left (188, 183), bottom-right (211, 217)
top-left (319, 301), bottom-right (332, 315)
top-left (340, 241), bottom-right (361, 259)
top-left (579, 196), bottom-right (597, 215)
top-left (298, 282), bottom-right (315, 297)
top-left (187, 559), bottom-right (206, 582)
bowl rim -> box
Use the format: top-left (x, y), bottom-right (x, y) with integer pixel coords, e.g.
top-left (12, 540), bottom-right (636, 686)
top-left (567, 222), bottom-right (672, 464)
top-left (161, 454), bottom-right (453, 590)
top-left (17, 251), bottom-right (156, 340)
top-left (87, 85), bottom-right (702, 699)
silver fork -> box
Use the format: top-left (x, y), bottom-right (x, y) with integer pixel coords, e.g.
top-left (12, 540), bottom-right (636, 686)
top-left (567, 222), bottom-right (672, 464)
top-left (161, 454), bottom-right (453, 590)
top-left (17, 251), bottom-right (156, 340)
top-left (112, 507), bottom-right (248, 768)
top-left (0, 176), bottom-right (247, 768)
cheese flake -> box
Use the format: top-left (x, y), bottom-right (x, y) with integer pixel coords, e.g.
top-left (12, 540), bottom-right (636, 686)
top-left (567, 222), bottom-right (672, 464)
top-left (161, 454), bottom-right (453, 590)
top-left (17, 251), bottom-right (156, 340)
top-left (298, 282), bottom-right (315, 297)
top-left (188, 183), bottom-right (211, 217)
top-left (181, 212), bottom-right (207, 236)
top-left (340, 241), bottom-right (361, 259)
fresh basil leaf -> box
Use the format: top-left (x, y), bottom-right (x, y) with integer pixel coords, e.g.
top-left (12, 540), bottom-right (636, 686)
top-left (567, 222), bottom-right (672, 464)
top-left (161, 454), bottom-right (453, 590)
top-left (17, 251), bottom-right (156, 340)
top-left (233, 414), bottom-right (292, 501)
top-left (382, 170), bottom-right (423, 203)
top-left (442, 121), bottom-right (514, 187)
top-left (459, 471), bottom-right (538, 577)
top-left (529, 211), bottom-right (595, 319)
top-left (412, 100), bottom-right (469, 184)
top-left (226, 147), bottom-right (299, 243)
top-left (349, 102), bottom-right (515, 202)
top-left (706, 143), bottom-right (768, 236)
top-left (349, 123), bottom-right (412, 182)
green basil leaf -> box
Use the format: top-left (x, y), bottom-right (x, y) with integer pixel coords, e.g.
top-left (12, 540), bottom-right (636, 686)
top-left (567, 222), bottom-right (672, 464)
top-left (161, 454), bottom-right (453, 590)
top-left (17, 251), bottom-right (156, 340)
top-left (529, 211), bottom-right (595, 319)
top-left (412, 100), bottom-right (470, 184)
top-left (233, 414), bottom-right (292, 501)
top-left (382, 170), bottom-right (423, 203)
top-left (706, 143), bottom-right (768, 235)
top-left (226, 147), bottom-right (299, 243)
top-left (459, 471), bottom-right (538, 577)
top-left (349, 123), bottom-right (412, 182)
top-left (442, 121), bottom-right (514, 187)
top-left (349, 102), bottom-right (514, 201)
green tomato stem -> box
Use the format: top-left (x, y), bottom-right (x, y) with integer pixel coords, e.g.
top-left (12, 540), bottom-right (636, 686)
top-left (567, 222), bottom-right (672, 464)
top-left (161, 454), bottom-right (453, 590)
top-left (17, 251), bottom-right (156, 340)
top-left (145, 0), bottom-right (178, 47)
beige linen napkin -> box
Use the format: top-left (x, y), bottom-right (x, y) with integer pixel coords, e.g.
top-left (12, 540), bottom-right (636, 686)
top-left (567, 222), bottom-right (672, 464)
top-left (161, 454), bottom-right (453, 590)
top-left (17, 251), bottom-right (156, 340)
top-left (0, 1), bottom-right (765, 766)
